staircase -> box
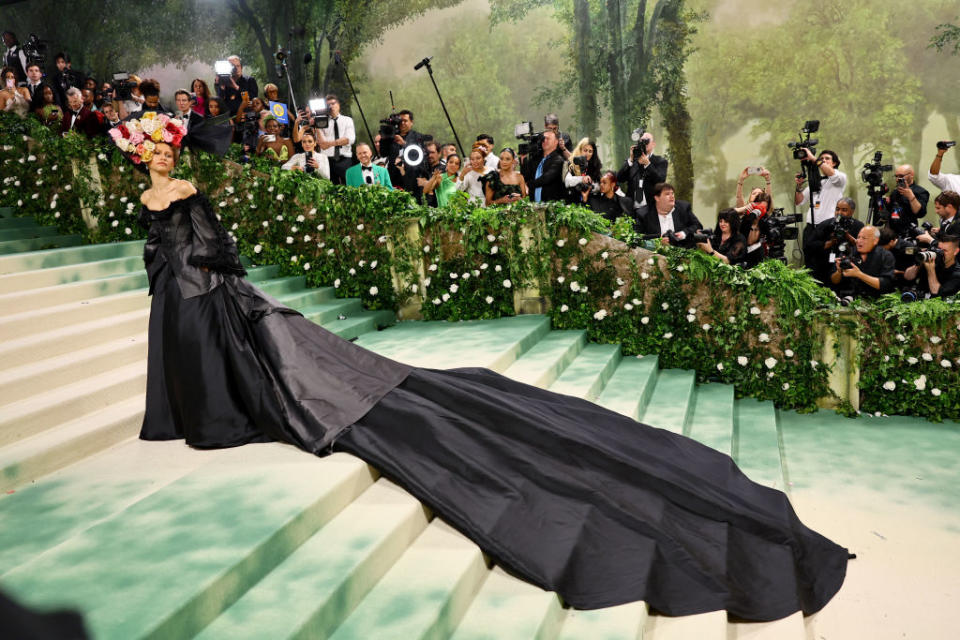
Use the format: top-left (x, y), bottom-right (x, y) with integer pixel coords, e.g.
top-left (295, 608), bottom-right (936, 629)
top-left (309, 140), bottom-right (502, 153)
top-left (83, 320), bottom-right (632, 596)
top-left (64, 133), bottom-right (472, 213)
top-left (0, 207), bottom-right (807, 639)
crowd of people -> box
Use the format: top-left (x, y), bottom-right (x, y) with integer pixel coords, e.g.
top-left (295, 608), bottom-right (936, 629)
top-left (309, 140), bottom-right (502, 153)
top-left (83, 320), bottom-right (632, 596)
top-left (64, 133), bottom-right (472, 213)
top-left (3, 33), bottom-right (958, 303)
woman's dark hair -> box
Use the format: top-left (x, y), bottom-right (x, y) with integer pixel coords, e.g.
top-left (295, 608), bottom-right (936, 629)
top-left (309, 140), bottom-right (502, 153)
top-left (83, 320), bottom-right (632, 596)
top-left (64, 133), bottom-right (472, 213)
top-left (749, 188), bottom-right (773, 211)
top-left (499, 147), bottom-right (516, 159)
top-left (192, 78), bottom-right (210, 99)
top-left (717, 208), bottom-right (739, 228)
top-left (1, 66), bottom-right (15, 81)
top-left (445, 153), bottom-right (460, 170)
top-left (300, 129), bottom-right (316, 143)
top-left (583, 139), bottom-right (602, 181)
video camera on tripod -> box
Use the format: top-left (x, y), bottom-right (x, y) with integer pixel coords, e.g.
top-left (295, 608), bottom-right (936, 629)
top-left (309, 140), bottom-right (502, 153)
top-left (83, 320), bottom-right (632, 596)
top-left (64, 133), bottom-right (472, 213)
top-left (22, 33), bottom-right (47, 67)
top-left (861, 150), bottom-right (894, 225)
top-left (379, 96), bottom-right (424, 167)
top-left (514, 121), bottom-right (543, 157)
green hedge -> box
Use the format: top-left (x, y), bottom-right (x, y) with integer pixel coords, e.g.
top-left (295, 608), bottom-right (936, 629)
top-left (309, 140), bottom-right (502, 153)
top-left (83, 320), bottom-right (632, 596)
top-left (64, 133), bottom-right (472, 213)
top-left (1, 112), bottom-right (957, 421)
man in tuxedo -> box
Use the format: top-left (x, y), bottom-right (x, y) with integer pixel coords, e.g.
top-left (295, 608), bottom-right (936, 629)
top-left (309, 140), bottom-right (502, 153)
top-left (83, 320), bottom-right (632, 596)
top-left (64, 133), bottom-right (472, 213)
top-left (315, 94), bottom-right (355, 185)
top-left (617, 132), bottom-right (668, 211)
top-left (526, 130), bottom-right (566, 203)
top-left (637, 182), bottom-right (702, 245)
top-left (23, 62), bottom-right (46, 111)
top-left (173, 89), bottom-right (204, 131)
top-left (100, 102), bottom-right (121, 131)
top-left (2, 32), bottom-right (27, 81)
top-left (60, 87), bottom-right (101, 138)
top-left (346, 143), bottom-right (393, 189)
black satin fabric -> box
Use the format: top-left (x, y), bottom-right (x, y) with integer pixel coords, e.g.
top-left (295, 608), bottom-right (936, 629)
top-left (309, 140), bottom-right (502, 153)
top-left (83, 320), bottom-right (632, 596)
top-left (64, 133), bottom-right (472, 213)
top-left (336, 368), bottom-right (848, 620)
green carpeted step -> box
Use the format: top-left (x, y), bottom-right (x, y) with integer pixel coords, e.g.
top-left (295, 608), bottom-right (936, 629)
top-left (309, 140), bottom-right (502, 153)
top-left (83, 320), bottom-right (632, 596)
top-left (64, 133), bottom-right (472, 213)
top-left (0, 225), bottom-right (60, 241)
top-left (734, 398), bottom-right (786, 491)
top-left (0, 254), bottom-right (145, 294)
top-left (300, 297), bottom-right (364, 324)
top-left (451, 567), bottom-right (565, 640)
top-left (0, 216), bottom-right (37, 229)
top-left (0, 206), bottom-right (15, 218)
top-left (0, 233), bottom-right (83, 255)
top-left (557, 602), bottom-right (648, 640)
top-left (196, 478), bottom-right (428, 640)
top-left (548, 343), bottom-right (622, 401)
top-left (356, 315), bottom-right (551, 371)
top-left (687, 383), bottom-right (736, 456)
top-left (323, 309), bottom-right (395, 341)
top-left (595, 355), bottom-right (660, 420)
top-left (274, 285), bottom-right (337, 310)
top-left (639, 369), bottom-right (697, 434)
top-left (254, 275), bottom-right (308, 297)
top-left (0, 271), bottom-right (149, 315)
top-left (328, 519), bottom-right (487, 640)
top-left (0, 450), bottom-right (376, 640)
top-left (0, 240), bottom-right (143, 274)
top-left (501, 329), bottom-right (587, 388)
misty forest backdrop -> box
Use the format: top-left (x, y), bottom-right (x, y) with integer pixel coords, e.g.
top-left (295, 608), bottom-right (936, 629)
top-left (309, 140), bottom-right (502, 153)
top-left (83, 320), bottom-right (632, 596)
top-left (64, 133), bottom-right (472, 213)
top-left (3, 0), bottom-right (959, 236)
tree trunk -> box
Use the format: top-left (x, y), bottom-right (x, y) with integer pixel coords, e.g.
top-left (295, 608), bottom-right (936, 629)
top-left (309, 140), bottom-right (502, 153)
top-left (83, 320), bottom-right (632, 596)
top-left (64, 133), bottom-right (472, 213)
top-left (605, 0), bottom-right (630, 161)
top-left (574, 0), bottom-right (598, 142)
top-left (662, 97), bottom-right (694, 201)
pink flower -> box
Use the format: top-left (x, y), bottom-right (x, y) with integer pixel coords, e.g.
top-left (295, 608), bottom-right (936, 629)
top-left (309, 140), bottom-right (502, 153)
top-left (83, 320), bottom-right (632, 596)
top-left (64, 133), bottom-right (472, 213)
top-left (161, 129), bottom-right (173, 143)
top-left (107, 128), bottom-right (122, 141)
top-left (128, 131), bottom-right (145, 146)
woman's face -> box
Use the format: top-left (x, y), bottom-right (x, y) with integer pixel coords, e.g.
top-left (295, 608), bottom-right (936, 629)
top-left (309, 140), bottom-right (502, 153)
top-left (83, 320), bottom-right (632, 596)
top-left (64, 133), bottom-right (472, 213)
top-left (192, 80), bottom-right (203, 94)
top-left (265, 87), bottom-right (278, 101)
top-left (149, 142), bottom-right (175, 173)
top-left (718, 218), bottom-right (730, 233)
top-left (446, 156), bottom-right (460, 174)
top-left (265, 119), bottom-right (280, 135)
top-left (208, 100), bottom-right (221, 116)
top-left (499, 150), bottom-right (514, 171)
top-left (2, 70), bottom-right (14, 86)
top-left (42, 86), bottom-right (54, 103)
top-left (84, 78), bottom-right (95, 90)
top-left (470, 151), bottom-right (484, 171)
top-left (251, 98), bottom-right (264, 112)
top-left (301, 134), bottom-right (316, 151)
top-left (583, 144), bottom-right (595, 162)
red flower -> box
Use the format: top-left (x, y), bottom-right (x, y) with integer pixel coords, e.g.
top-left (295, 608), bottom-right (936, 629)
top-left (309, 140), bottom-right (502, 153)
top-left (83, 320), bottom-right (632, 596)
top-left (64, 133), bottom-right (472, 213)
top-left (118, 124), bottom-right (130, 138)
top-left (165, 121), bottom-right (180, 134)
top-left (131, 155), bottom-right (142, 164)
top-left (171, 133), bottom-right (184, 147)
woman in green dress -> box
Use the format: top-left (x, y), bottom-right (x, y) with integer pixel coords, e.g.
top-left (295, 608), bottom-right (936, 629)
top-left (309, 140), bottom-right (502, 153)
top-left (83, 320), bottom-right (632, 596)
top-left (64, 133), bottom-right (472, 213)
top-left (425, 153), bottom-right (462, 207)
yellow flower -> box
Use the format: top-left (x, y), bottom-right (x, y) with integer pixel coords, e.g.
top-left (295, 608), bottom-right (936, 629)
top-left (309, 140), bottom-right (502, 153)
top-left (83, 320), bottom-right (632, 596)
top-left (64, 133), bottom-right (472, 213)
top-left (151, 128), bottom-right (163, 142)
top-left (141, 149), bottom-right (153, 163)
top-left (141, 112), bottom-right (155, 120)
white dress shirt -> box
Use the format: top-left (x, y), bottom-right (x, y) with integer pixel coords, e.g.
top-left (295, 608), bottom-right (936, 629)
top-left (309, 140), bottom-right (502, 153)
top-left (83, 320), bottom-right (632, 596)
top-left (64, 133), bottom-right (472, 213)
top-left (928, 171), bottom-right (960, 194)
top-left (797, 170), bottom-right (848, 224)
top-left (458, 168), bottom-right (492, 204)
top-left (316, 114), bottom-right (355, 159)
top-left (281, 151), bottom-right (331, 180)
top-left (657, 208), bottom-right (676, 236)
top-left (484, 152), bottom-right (499, 171)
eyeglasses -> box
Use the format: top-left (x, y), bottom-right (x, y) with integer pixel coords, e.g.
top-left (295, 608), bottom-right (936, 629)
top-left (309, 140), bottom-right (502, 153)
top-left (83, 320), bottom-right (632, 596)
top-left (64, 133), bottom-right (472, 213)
top-left (894, 174), bottom-right (909, 178)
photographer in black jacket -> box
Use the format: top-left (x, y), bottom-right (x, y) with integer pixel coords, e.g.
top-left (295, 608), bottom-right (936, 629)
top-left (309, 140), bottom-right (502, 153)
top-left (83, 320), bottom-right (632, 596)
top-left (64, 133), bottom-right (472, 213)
top-left (215, 55), bottom-right (258, 117)
top-left (884, 164), bottom-right (929, 231)
top-left (803, 197), bottom-right (863, 285)
top-left (583, 171), bottom-right (634, 222)
top-left (526, 130), bottom-right (566, 203)
top-left (617, 131), bottom-right (668, 211)
top-left (902, 234), bottom-right (960, 299)
top-left (830, 225), bottom-right (895, 300)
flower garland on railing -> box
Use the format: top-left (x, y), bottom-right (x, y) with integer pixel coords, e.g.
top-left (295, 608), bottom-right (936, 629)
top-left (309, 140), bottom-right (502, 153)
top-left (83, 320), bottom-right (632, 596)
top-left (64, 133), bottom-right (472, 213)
top-left (1, 111), bottom-right (957, 421)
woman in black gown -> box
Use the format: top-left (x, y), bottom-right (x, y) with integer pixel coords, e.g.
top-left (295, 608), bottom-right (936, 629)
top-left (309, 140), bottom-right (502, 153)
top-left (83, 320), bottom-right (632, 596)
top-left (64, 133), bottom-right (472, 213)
top-left (134, 135), bottom-right (847, 622)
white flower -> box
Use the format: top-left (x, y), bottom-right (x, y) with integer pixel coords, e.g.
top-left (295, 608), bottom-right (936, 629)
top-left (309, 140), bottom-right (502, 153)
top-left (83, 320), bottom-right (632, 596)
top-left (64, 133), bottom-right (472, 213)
top-left (503, 279), bottom-right (512, 288)
top-left (290, 255), bottom-right (298, 263)
top-left (601, 251), bottom-right (609, 259)
top-left (495, 265), bottom-right (502, 272)
top-left (613, 290), bottom-right (622, 299)
top-left (303, 263), bottom-right (311, 271)
top-left (676, 265), bottom-right (685, 272)
top-left (318, 242), bottom-right (326, 249)
top-left (276, 214), bottom-right (284, 221)
top-left (449, 272), bottom-right (458, 279)
top-left (318, 224), bottom-right (325, 231)
top-left (276, 193), bottom-right (286, 202)
top-left (461, 272), bottom-right (470, 280)
top-left (570, 265), bottom-right (579, 271)
top-left (764, 357), bottom-right (778, 369)
top-left (641, 317), bottom-right (650, 325)
top-left (883, 381), bottom-right (897, 391)
top-left (896, 334), bottom-right (906, 342)
top-left (30, 193), bottom-right (38, 200)
top-left (343, 236), bottom-right (351, 244)
top-left (556, 239), bottom-right (565, 247)
top-left (247, 193), bottom-right (254, 201)
top-left (632, 298), bottom-right (641, 306)
top-left (358, 260), bottom-right (366, 268)
top-left (663, 332), bottom-right (673, 339)
top-left (914, 375), bottom-right (927, 391)
top-left (423, 278), bottom-right (431, 287)
top-left (27, 154), bottom-right (36, 162)
top-left (334, 279), bottom-right (341, 288)
top-left (286, 236), bottom-right (294, 244)
top-left (491, 245), bottom-right (499, 254)
top-left (480, 263), bottom-right (488, 270)
top-left (625, 303), bottom-right (634, 311)
top-left (488, 234), bottom-right (496, 242)
top-left (124, 227), bottom-right (132, 235)
top-left (356, 223), bottom-right (364, 230)
top-left (432, 298), bottom-right (442, 305)
top-left (758, 333), bottom-right (771, 343)
top-left (767, 372), bottom-right (775, 379)
top-left (327, 249), bottom-right (335, 255)
top-left (717, 363), bottom-right (724, 372)
top-left (54, 212), bottom-right (60, 218)
top-left (64, 185), bottom-right (71, 191)
top-left (617, 278), bottom-right (625, 286)
top-left (702, 323), bottom-right (711, 331)
top-left (579, 238), bottom-right (588, 246)
top-left (369, 286), bottom-right (378, 296)
top-left (231, 222), bottom-right (239, 230)
top-left (303, 235), bottom-right (311, 242)
top-left (111, 220), bottom-right (119, 228)
top-left (907, 356), bottom-right (918, 365)
top-left (784, 349), bottom-right (794, 358)
top-left (782, 383), bottom-right (790, 391)
top-left (560, 304), bottom-right (569, 312)
top-left (409, 284), bottom-right (418, 293)
top-left (262, 220), bottom-right (269, 228)
top-left (472, 270), bottom-right (479, 277)
top-left (442, 293), bottom-right (450, 302)
top-left (267, 185), bottom-right (274, 192)
top-left (640, 272), bottom-right (650, 280)
top-left (594, 310), bottom-right (608, 321)
top-left (738, 356), bottom-right (749, 366)
top-left (661, 302), bottom-right (669, 310)
top-left (570, 281), bottom-right (581, 292)
top-left (428, 263), bottom-right (438, 272)
top-left (922, 353), bottom-right (933, 362)
top-left (371, 261), bottom-right (379, 269)
top-left (450, 284), bottom-right (459, 293)
top-left (941, 359), bottom-right (953, 368)
top-left (348, 268), bottom-right (356, 276)
top-left (932, 388), bottom-right (942, 397)
top-left (750, 306), bottom-right (761, 315)
top-left (120, 196), bottom-right (128, 204)
top-left (253, 244), bottom-right (262, 254)
top-left (794, 309), bottom-right (802, 317)
top-left (486, 296), bottom-right (495, 304)
top-left (423, 245), bottom-right (431, 253)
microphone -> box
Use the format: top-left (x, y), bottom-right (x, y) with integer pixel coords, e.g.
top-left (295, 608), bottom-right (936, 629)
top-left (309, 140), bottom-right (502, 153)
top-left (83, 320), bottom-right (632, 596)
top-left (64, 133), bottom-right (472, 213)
top-left (414, 56), bottom-right (432, 71)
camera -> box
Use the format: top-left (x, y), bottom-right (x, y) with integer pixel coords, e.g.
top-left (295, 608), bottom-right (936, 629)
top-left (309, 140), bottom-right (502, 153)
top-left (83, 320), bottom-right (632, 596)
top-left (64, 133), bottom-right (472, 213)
top-left (915, 248), bottom-right (943, 266)
top-left (23, 33), bottom-right (47, 66)
top-left (691, 228), bottom-right (712, 245)
top-left (631, 128), bottom-right (649, 161)
top-left (215, 60), bottom-right (234, 79)
top-left (112, 72), bottom-right (138, 101)
top-left (936, 141), bottom-right (957, 151)
top-left (787, 120), bottom-right (819, 160)
top-left (514, 121), bottom-right (543, 157)
top-left (307, 97), bottom-right (329, 129)
top-left (832, 214), bottom-right (856, 241)
top-left (839, 256), bottom-right (854, 271)
top-left (861, 150), bottom-right (893, 187)
top-left (900, 287), bottom-right (922, 303)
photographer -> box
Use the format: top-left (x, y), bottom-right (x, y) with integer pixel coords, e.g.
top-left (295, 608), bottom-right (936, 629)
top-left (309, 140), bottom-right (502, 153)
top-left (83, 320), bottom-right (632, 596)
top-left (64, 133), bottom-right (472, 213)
top-left (902, 235), bottom-right (960, 298)
top-left (128, 78), bottom-right (165, 116)
top-left (215, 55), bottom-right (257, 116)
top-left (477, 134), bottom-right (499, 171)
top-left (735, 166), bottom-right (772, 208)
top-left (879, 226), bottom-right (916, 288)
top-left (617, 132), bottom-right (668, 210)
top-left (803, 197), bottom-right (863, 285)
top-left (795, 149), bottom-right (847, 224)
top-left (829, 225), bottom-right (894, 300)
top-left (928, 141), bottom-right (960, 193)
top-left (2, 32), bottom-right (27, 81)
top-left (313, 94), bottom-right (355, 185)
top-left (885, 165), bottom-right (929, 230)
top-left (385, 109), bottom-right (425, 198)
top-left (915, 191), bottom-right (959, 246)
top-left (51, 53), bottom-right (77, 108)
top-left (697, 208), bottom-right (746, 265)
top-left (527, 129), bottom-right (566, 203)
top-left (637, 182), bottom-right (702, 245)
top-left (734, 186), bottom-right (772, 268)
top-left (282, 129), bottom-right (330, 179)
top-left (564, 138), bottom-right (601, 203)
top-left (583, 171), bottom-right (633, 223)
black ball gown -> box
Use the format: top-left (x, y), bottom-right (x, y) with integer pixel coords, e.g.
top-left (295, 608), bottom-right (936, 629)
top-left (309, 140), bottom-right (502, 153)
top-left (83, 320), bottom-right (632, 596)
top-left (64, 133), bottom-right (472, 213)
top-left (140, 192), bottom-right (847, 621)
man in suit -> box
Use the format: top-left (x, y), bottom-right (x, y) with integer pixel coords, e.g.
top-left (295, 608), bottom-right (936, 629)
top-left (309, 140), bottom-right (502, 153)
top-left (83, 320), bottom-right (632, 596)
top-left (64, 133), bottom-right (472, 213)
top-left (526, 130), bottom-right (566, 203)
top-left (617, 132), bottom-right (668, 211)
top-left (637, 182), bottom-right (702, 246)
top-left (60, 87), bottom-right (101, 138)
top-left (23, 62), bottom-right (46, 112)
top-left (346, 143), bottom-right (393, 189)
top-left (173, 89), bottom-right (205, 132)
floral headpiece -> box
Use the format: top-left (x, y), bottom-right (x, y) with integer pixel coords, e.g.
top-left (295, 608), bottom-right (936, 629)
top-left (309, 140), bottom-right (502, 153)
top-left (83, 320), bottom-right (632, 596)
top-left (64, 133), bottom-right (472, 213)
top-left (108, 112), bottom-right (187, 165)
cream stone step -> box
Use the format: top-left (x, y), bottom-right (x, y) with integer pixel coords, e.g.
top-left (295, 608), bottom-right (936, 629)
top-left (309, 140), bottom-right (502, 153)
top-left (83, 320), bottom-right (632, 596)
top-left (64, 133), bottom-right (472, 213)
top-left (501, 329), bottom-right (587, 388)
top-left (644, 610), bottom-right (726, 640)
top-left (196, 478), bottom-right (429, 640)
top-left (557, 602), bottom-right (648, 640)
top-left (328, 519), bottom-right (488, 640)
top-left (0, 254), bottom-right (144, 293)
top-left (0, 361), bottom-right (146, 447)
top-left (0, 395), bottom-right (144, 493)
top-left (0, 289), bottom-right (148, 340)
top-left (0, 239), bottom-right (145, 275)
top-left (0, 307), bottom-right (148, 370)
top-left (730, 612), bottom-right (806, 639)
top-left (595, 355), bottom-right (660, 419)
top-left (0, 271), bottom-right (148, 316)
top-left (547, 343), bottom-right (622, 401)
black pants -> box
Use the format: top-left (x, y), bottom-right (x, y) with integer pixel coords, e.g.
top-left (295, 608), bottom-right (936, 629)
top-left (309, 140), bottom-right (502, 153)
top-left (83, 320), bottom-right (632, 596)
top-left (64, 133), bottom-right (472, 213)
top-left (329, 156), bottom-right (353, 185)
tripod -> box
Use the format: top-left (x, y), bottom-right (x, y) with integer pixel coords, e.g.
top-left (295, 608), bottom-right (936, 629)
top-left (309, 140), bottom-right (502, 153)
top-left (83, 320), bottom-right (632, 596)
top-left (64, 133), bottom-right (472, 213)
top-left (414, 56), bottom-right (465, 158)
